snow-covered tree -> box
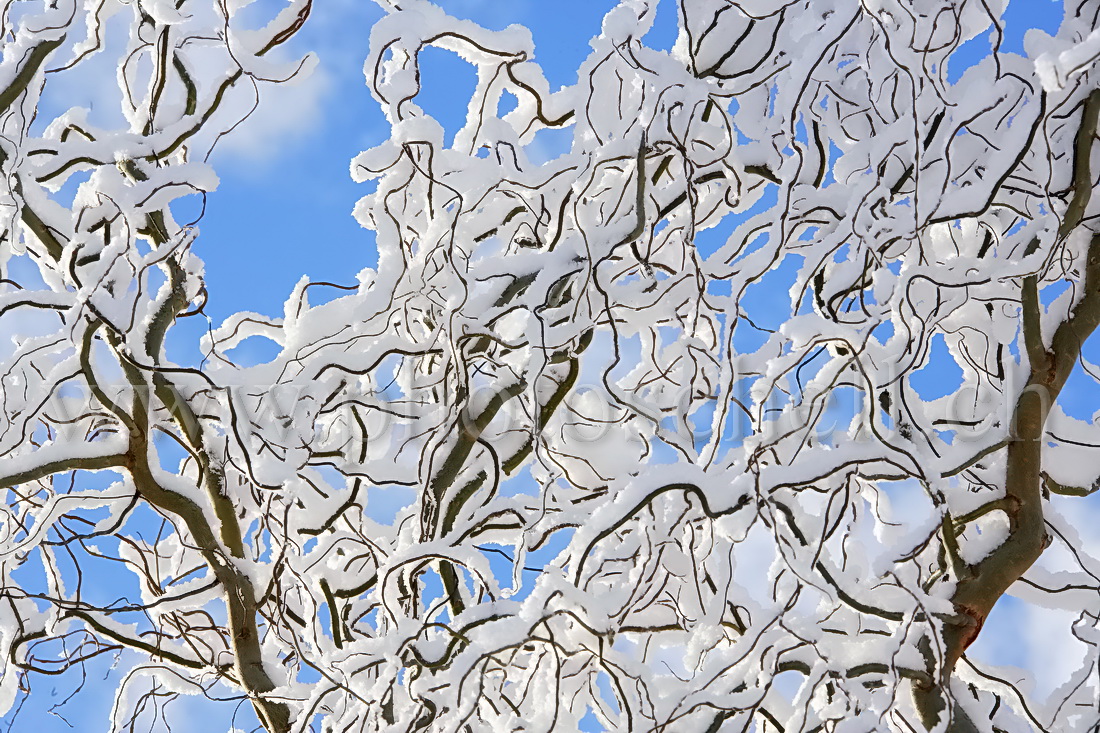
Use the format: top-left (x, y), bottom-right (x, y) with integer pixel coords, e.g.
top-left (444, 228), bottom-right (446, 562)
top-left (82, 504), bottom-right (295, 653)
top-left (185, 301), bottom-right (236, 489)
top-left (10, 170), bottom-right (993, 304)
top-left (2, 1), bottom-right (1100, 731)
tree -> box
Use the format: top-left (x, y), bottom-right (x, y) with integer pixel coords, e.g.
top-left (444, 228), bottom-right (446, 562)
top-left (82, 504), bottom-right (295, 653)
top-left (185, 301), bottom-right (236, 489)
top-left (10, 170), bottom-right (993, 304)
top-left (2, 0), bottom-right (1100, 730)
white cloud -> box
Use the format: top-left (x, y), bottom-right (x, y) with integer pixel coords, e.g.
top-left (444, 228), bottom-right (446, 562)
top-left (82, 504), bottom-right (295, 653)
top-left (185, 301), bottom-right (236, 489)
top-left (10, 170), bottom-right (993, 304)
top-left (209, 2), bottom-right (379, 171)
top-left (34, 10), bottom-right (131, 132)
top-left (210, 54), bottom-right (332, 167)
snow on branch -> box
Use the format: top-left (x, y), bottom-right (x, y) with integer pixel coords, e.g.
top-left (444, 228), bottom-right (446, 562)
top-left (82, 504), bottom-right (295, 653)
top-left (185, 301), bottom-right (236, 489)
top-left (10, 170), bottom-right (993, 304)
top-left (2, 1), bottom-right (1100, 732)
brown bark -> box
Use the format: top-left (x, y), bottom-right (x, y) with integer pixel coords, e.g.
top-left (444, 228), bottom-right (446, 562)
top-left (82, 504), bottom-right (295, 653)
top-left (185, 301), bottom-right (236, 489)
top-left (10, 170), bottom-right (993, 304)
top-left (913, 88), bottom-right (1100, 731)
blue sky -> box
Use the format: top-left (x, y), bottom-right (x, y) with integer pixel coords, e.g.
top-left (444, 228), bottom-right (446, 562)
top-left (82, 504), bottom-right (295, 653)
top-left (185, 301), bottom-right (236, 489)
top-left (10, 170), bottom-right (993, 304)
top-left (4, 1), bottom-right (1087, 731)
